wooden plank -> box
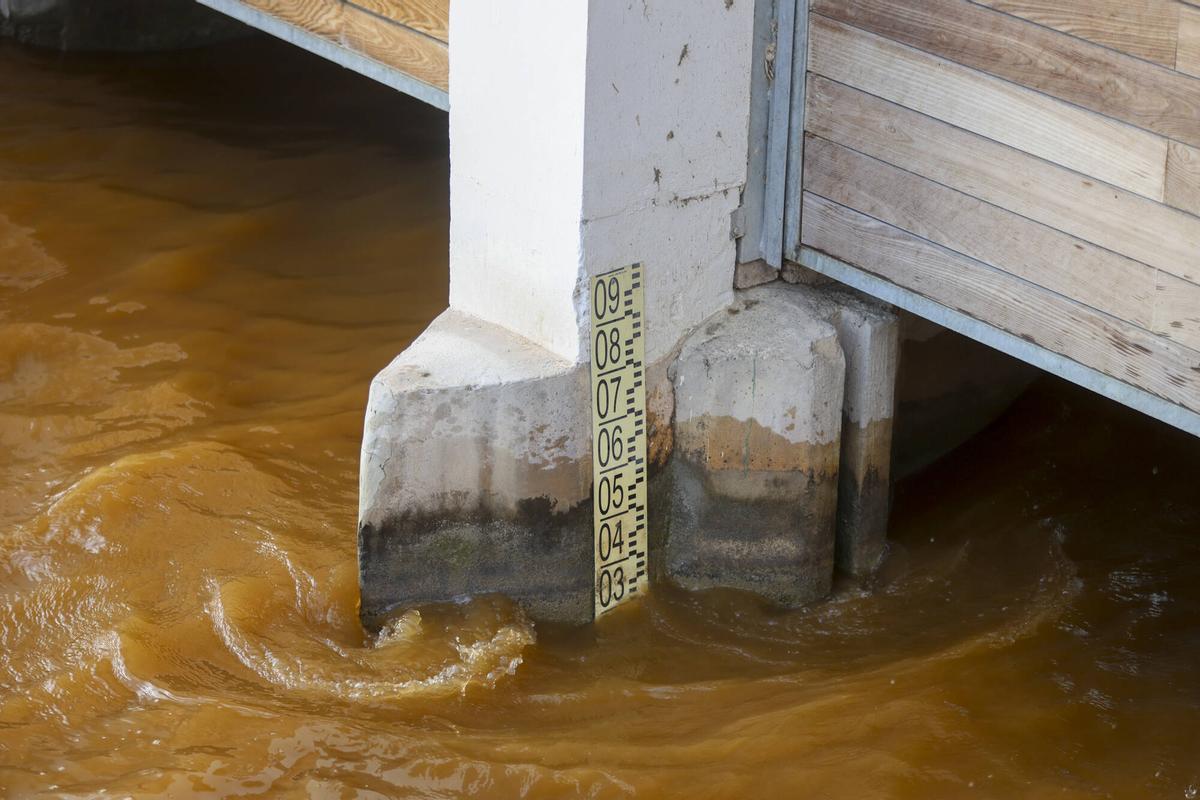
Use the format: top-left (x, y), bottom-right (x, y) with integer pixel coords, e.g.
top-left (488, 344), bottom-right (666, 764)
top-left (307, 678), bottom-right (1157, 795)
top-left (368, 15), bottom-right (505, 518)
top-left (806, 135), bottom-right (1200, 352)
top-left (804, 76), bottom-right (1200, 285)
top-left (973, 0), bottom-right (1179, 67)
top-left (342, 2), bottom-right (448, 91)
top-left (801, 192), bottom-right (1200, 414)
top-left (806, 15), bottom-right (1168, 200)
top-left (347, 0), bottom-right (449, 43)
top-left (1156, 271), bottom-right (1200, 353)
top-left (801, 245), bottom-right (1200, 437)
top-left (1166, 140), bottom-right (1200, 216)
top-left (812, 0), bottom-right (1200, 149)
top-left (804, 136), bottom-right (1155, 328)
top-left (1180, 4), bottom-right (1200, 78)
top-left (243, 0), bottom-right (343, 38)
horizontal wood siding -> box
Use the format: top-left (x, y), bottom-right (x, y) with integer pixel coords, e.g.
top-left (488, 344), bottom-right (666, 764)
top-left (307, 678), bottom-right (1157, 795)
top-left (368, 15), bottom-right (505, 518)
top-left (974, 0), bottom-right (1180, 67)
top-left (347, 0), bottom-right (448, 42)
top-left (802, 0), bottom-right (1200, 426)
top-left (802, 193), bottom-right (1200, 415)
top-left (1179, 5), bottom-right (1200, 78)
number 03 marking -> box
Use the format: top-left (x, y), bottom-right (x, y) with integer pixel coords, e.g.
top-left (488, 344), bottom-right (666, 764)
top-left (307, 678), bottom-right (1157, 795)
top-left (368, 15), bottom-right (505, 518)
top-left (589, 263), bottom-right (649, 618)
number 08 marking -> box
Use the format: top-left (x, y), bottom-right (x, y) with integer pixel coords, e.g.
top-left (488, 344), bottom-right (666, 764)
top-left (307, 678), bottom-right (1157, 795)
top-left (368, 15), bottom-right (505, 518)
top-left (590, 263), bottom-right (648, 618)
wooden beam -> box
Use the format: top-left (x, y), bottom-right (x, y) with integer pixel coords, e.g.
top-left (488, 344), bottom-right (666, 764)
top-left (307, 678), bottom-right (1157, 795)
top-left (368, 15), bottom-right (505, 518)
top-left (813, 0), bottom-right (1200, 148)
top-left (801, 192), bottom-right (1200, 415)
top-left (800, 246), bottom-right (1200, 437)
top-left (972, 0), bottom-right (1179, 67)
top-left (807, 15), bottom-right (1167, 200)
top-left (1166, 140), bottom-right (1200, 217)
top-left (804, 77), bottom-right (1200, 285)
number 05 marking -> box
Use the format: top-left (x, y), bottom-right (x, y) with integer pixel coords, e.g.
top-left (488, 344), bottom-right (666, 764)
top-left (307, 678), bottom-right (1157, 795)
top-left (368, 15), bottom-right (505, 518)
top-left (589, 263), bottom-right (649, 618)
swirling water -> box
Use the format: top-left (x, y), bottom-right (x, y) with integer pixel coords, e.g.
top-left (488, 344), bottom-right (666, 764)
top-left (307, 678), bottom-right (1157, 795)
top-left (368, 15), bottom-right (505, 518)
top-left (1, 34), bottom-right (1199, 799)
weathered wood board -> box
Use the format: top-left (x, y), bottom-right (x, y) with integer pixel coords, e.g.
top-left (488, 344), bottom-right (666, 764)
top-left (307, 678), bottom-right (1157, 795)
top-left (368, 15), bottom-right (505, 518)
top-left (807, 15), bottom-right (1167, 200)
top-left (802, 193), bottom-right (1200, 416)
top-left (814, 0), bottom-right (1200, 148)
top-left (348, 0), bottom-right (448, 42)
top-left (802, 0), bottom-right (1200, 434)
top-left (975, 0), bottom-right (1180, 67)
top-left (1179, 4), bottom-right (1200, 79)
top-left (805, 78), bottom-right (1200, 284)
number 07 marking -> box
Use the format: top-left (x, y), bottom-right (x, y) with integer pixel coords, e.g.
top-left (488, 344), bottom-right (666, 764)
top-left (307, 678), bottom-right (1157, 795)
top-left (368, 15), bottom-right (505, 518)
top-left (590, 263), bottom-right (649, 618)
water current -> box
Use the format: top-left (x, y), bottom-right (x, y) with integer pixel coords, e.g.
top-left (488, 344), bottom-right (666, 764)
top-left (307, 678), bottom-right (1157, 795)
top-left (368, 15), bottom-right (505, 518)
top-left (2, 34), bottom-right (1199, 799)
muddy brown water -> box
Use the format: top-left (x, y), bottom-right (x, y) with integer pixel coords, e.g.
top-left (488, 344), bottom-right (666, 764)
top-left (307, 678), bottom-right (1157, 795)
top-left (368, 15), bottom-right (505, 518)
top-left (2, 35), bottom-right (1200, 800)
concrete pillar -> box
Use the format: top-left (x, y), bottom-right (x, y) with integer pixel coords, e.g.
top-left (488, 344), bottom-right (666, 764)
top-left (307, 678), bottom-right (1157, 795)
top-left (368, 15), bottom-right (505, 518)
top-left (657, 281), bottom-right (899, 599)
top-left (448, 0), bottom-right (752, 364)
top-left (809, 288), bottom-right (899, 576)
top-left (360, 0), bottom-right (756, 627)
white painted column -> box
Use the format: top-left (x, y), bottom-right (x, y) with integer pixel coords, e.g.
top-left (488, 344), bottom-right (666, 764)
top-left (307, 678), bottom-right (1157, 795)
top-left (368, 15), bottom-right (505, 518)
top-left (448, 0), bottom-right (755, 364)
top-left (362, 0), bottom-right (758, 626)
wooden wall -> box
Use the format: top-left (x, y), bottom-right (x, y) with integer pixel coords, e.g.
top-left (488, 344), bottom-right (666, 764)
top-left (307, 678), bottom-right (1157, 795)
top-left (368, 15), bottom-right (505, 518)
top-left (228, 0), bottom-right (447, 93)
top-left (799, 0), bottom-right (1200, 423)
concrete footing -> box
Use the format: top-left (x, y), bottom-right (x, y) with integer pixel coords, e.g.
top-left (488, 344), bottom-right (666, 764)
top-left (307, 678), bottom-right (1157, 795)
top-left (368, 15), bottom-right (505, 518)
top-left (657, 286), bottom-right (846, 603)
top-left (358, 310), bottom-right (594, 627)
top-left (359, 282), bottom-right (902, 625)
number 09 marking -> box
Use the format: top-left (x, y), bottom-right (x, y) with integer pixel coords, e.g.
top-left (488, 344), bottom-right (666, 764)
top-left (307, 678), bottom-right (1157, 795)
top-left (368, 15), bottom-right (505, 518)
top-left (590, 263), bottom-right (648, 618)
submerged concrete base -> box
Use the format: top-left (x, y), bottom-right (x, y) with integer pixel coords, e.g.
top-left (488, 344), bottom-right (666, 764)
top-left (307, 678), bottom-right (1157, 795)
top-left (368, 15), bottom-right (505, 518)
top-left (657, 287), bottom-right (845, 603)
top-left (780, 286), bottom-right (899, 576)
top-left (359, 284), bottom-right (901, 625)
top-left (358, 310), bottom-right (594, 628)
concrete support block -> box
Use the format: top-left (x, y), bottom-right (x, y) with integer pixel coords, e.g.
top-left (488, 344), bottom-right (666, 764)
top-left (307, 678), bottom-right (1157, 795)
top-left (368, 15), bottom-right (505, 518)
top-left (770, 284), bottom-right (899, 576)
top-left (816, 290), bottom-right (898, 575)
top-left (358, 311), bottom-right (592, 628)
top-left (659, 286), bottom-right (845, 604)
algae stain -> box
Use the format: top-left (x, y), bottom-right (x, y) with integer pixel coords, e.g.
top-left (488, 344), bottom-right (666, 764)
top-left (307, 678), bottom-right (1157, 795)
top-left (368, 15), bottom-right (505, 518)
top-left (743, 355), bottom-right (756, 475)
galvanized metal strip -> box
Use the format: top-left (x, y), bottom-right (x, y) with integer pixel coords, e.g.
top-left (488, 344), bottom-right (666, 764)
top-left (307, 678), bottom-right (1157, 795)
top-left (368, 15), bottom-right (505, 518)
top-left (782, 0), bottom-right (810, 263)
top-left (761, 0), bottom-right (799, 268)
top-left (737, 0), bottom-right (780, 265)
top-left (799, 247), bottom-right (1200, 438)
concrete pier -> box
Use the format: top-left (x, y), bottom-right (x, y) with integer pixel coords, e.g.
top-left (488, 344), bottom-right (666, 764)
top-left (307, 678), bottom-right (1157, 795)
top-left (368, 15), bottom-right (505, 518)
top-left (359, 0), bottom-right (763, 626)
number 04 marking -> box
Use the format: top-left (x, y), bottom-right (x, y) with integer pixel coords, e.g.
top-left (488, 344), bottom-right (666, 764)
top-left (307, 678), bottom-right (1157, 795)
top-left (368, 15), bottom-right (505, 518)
top-left (589, 263), bottom-right (649, 618)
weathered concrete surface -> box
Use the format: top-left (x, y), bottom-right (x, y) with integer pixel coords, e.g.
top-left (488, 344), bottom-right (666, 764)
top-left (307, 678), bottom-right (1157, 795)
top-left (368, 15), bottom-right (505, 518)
top-left (733, 258), bottom-right (779, 289)
top-left (358, 310), bottom-right (593, 628)
top-left (1, 0), bottom-right (244, 50)
top-left (778, 286), bottom-right (899, 576)
top-left (449, 0), bottom-right (752, 365)
top-left (658, 286), bottom-right (845, 604)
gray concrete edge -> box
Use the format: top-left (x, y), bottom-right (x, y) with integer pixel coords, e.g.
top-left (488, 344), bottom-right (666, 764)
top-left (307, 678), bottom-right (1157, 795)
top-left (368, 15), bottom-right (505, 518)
top-left (798, 247), bottom-right (1200, 439)
top-left (193, 0), bottom-right (450, 111)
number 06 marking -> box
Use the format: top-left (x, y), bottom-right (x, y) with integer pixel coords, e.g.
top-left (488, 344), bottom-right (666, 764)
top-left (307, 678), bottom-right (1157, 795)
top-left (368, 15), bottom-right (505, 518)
top-left (589, 263), bottom-right (648, 619)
